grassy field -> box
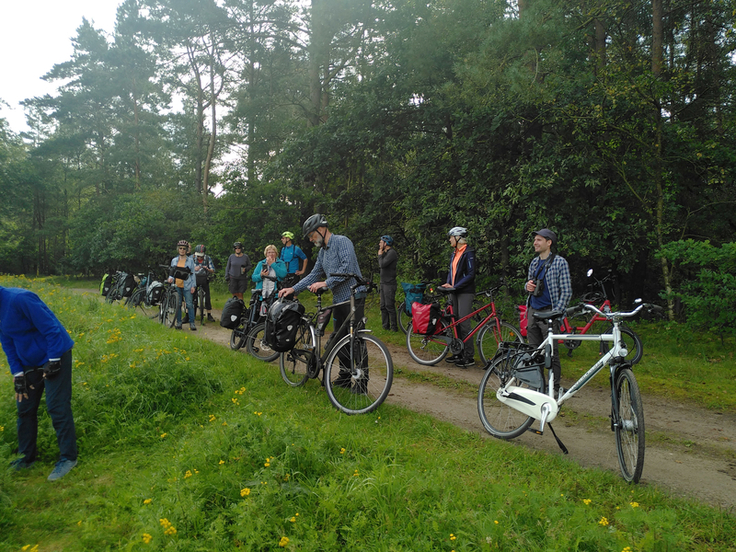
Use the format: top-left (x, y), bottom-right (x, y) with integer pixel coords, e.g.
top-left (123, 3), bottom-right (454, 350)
top-left (1, 275), bottom-right (734, 551)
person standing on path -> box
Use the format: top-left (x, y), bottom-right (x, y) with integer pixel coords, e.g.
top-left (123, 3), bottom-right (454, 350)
top-left (0, 285), bottom-right (77, 481)
top-left (524, 228), bottom-right (572, 396)
top-left (279, 231), bottom-right (308, 289)
top-left (377, 235), bottom-right (399, 332)
top-left (225, 241), bottom-right (252, 301)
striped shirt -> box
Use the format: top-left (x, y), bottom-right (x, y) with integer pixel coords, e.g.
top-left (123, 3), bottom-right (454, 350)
top-left (293, 234), bottom-right (365, 302)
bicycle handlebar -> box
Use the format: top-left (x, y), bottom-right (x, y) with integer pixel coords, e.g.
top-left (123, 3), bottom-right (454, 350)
top-left (568, 301), bottom-right (662, 320)
top-left (330, 272), bottom-right (374, 292)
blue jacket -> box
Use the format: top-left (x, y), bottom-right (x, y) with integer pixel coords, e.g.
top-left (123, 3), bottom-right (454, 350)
top-left (446, 246), bottom-right (476, 294)
top-left (0, 286), bottom-right (75, 377)
top-left (252, 259), bottom-right (287, 290)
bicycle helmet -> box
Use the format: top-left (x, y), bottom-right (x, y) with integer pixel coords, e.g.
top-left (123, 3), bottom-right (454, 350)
top-left (194, 244), bottom-right (206, 254)
top-left (177, 239), bottom-right (190, 248)
top-left (448, 227), bottom-right (468, 238)
top-left (233, 241), bottom-right (244, 249)
top-left (302, 214), bottom-right (328, 238)
top-left (281, 231), bottom-right (295, 240)
top-left (380, 235), bottom-right (394, 246)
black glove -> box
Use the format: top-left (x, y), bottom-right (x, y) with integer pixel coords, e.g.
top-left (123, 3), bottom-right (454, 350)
top-left (14, 375), bottom-right (28, 395)
top-left (42, 360), bottom-right (62, 379)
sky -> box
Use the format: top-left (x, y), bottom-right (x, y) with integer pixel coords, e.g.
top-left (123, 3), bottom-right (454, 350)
top-left (0, 0), bottom-right (122, 134)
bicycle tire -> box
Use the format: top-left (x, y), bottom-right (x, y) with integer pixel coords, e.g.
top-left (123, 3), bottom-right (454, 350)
top-left (324, 332), bottom-right (393, 415)
top-left (125, 288), bottom-right (144, 309)
top-left (397, 304), bottom-right (410, 334)
top-left (405, 321), bottom-right (449, 365)
top-left (476, 320), bottom-right (524, 365)
top-left (279, 319), bottom-right (314, 387)
top-left (477, 355), bottom-right (537, 439)
top-left (197, 287), bottom-right (206, 324)
top-left (230, 320), bottom-right (247, 350)
top-left (614, 367), bottom-right (645, 483)
top-left (163, 291), bottom-right (180, 328)
top-left (245, 322), bottom-right (279, 362)
top-left (602, 324), bottom-right (643, 365)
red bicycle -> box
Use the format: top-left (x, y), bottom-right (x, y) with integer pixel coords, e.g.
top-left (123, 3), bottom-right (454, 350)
top-left (406, 283), bottom-right (523, 366)
top-left (559, 269), bottom-right (643, 364)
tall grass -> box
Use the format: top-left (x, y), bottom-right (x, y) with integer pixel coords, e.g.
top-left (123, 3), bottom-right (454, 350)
top-left (1, 276), bottom-right (734, 551)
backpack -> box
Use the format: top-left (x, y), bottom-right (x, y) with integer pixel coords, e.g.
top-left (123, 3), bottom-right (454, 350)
top-left (220, 297), bottom-right (245, 329)
top-left (264, 298), bottom-right (305, 352)
top-left (146, 281), bottom-right (164, 306)
top-left (411, 301), bottom-right (441, 335)
top-left (194, 256), bottom-right (211, 286)
top-left (400, 282), bottom-right (427, 315)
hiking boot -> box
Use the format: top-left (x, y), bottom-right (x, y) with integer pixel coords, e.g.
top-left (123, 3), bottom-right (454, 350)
top-left (48, 459), bottom-right (77, 481)
top-left (207, 314), bottom-right (216, 322)
top-left (456, 358), bottom-right (476, 368)
top-left (190, 325), bottom-right (197, 331)
top-left (175, 324), bottom-right (183, 330)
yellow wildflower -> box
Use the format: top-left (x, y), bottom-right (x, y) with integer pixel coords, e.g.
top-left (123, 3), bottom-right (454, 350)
top-left (240, 488), bottom-right (251, 497)
top-left (450, 533), bottom-right (456, 541)
top-left (279, 536), bottom-right (289, 547)
top-left (583, 499), bottom-right (592, 505)
top-left (142, 533), bottom-right (153, 544)
top-left (630, 502), bottom-right (639, 508)
top-left (160, 433), bottom-right (167, 438)
top-left (599, 517), bottom-right (609, 526)
top-left (219, 460), bottom-right (226, 465)
top-left (144, 498), bottom-right (153, 505)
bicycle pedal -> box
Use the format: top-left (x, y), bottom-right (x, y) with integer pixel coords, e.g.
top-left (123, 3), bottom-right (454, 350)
top-left (527, 427), bottom-right (544, 436)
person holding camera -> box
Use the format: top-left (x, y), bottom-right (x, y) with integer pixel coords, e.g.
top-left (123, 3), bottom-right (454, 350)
top-left (0, 285), bottom-right (77, 481)
top-left (525, 228), bottom-right (572, 396)
top-left (226, 241), bottom-right (252, 301)
top-left (440, 227), bottom-right (476, 368)
top-left (378, 235), bottom-right (399, 332)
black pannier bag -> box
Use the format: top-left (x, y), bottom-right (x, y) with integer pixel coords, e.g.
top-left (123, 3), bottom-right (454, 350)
top-left (100, 273), bottom-right (112, 296)
top-left (264, 298), bottom-right (305, 352)
top-left (146, 281), bottom-right (164, 306)
top-left (121, 272), bottom-right (137, 297)
top-left (220, 297), bottom-right (245, 329)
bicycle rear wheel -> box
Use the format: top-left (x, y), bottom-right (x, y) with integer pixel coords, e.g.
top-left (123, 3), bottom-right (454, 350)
top-left (397, 302), bottom-right (410, 334)
top-left (477, 355), bottom-right (537, 439)
top-left (125, 288), bottom-right (144, 309)
top-left (614, 367), bottom-right (645, 483)
top-left (279, 320), bottom-right (315, 387)
top-left (602, 324), bottom-right (643, 365)
top-left (163, 291), bottom-right (180, 328)
top-left (405, 321), bottom-right (449, 365)
top-left (246, 322), bottom-right (279, 362)
top-left (476, 320), bottom-right (524, 365)
top-left (230, 320), bottom-right (247, 350)
top-left (324, 332), bottom-right (393, 415)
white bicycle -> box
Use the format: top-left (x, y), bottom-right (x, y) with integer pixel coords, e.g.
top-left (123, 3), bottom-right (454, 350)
top-left (478, 301), bottom-right (661, 483)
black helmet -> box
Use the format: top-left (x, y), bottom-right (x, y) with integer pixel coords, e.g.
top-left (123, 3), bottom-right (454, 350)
top-left (195, 244), bottom-right (206, 254)
top-left (302, 214), bottom-right (328, 238)
top-left (233, 241), bottom-right (244, 249)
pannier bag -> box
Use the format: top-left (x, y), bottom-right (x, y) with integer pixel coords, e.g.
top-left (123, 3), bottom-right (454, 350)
top-left (146, 281), bottom-right (164, 306)
top-left (281, 273), bottom-right (300, 290)
top-left (264, 299), bottom-right (306, 352)
top-left (170, 266), bottom-right (191, 281)
top-left (518, 305), bottom-right (528, 337)
top-left (121, 273), bottom-right (136, 297)
top-left (400, 282), bottom-right (427, 315)
top-left (100, 273), bottom-right (112, 296)
top-left (195, 269), bottom-right (209, 287)
top-left (494, 341), bottom-right (544, 390)
top-left (411, 301), bottom-right (441, 335)
top-left (220, 297), bottom-right (245, 329)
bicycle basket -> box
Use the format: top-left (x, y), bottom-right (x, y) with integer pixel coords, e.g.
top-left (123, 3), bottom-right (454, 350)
top-left (493, 341), bottom-right (545, 390)
top-left (401, 282), bottom-right (427, 315)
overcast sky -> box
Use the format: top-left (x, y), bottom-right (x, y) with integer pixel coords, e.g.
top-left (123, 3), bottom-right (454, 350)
top-left (0, 0), bottom-right (122, 134)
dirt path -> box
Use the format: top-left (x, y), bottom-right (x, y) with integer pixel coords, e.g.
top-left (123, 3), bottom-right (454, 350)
top-left (104, 294), bottom-right (736, 512)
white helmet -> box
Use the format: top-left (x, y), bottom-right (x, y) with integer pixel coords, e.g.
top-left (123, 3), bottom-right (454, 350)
top-left (448, 226), bottom-right (468, 238)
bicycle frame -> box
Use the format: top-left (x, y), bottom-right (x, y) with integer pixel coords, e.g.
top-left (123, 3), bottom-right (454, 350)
top-left (427, 291), bottom-right (502, 346)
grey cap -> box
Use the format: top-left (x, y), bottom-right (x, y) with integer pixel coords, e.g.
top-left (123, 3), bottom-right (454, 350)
top-left (532, 228), bottom-right (557, 244)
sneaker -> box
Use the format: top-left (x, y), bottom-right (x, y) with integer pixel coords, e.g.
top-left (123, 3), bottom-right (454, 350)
top-left (10, 458), bottom-right (35, 471)
top-left (456, 358), bottom-right (476, 368)
top-left (351, 382), bottom-right (368, 395)
top-left (190, 325), bottom-right (197, 331)
top-left (48, 459), bottom-right (77, 481)
top-left (175, 324), bottom-right (183, 330)
top-left (445, 355), bottom-right (461, 364)
top-left (207, 314), bottom-right (216, 322)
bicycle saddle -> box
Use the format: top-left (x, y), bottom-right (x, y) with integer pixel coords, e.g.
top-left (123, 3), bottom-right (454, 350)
top-left (436, 286), bottom-right (455, 294)
top-left (531, 308), bottom-right (566, 321)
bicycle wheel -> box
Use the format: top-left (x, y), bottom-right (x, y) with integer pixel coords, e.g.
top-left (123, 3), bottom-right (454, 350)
top-left (197, 288), bottom-right (206, 324)
top-left (602, 324), bottom-right (643, 365)
top-left (245, 322), bottom-right (279, 362)
top-left (230, 319), bottom-right (247, 350)
top-left (125, 288), bottom-right (144, 309)
top-left (279, 320), bottom-right (315, 387)
top-left (163, 291), bottom-right (180, 328)
top-left (614, 367), bottom-right (645, 483)
top-left (324, 332), bottom-right (393, 415)
top-left (397, 304), bottom-right (410, 334)
top-left (477, 354), bottom-right (537, 439)
top-left (476, 320), bottom-right (524, 365)
top-left (405, 321), bottom-right (449, 365)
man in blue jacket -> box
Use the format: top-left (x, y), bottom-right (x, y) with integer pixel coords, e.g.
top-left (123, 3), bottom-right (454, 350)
top-left (440, 227), bottom-right (476, 367)
top-left (0, 285), bottom-right (77, 481)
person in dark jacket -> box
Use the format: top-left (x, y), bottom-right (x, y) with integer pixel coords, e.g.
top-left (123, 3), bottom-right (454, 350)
top-left (377, 235), bottom-right (399, 332)
top-left (0, 286), bottom-right (77, 481)
top-left (440, 226), bottom-right (476, 367)
top-left (225, 241), bottom-right (252, 301)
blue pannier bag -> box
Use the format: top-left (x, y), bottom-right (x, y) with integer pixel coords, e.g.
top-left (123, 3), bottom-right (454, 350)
top-left (400, 282), bottom-right (427, 315)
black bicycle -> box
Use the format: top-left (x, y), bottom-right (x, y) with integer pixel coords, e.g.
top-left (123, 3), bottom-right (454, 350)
top-left (230, 280), bottom-right (280, 362)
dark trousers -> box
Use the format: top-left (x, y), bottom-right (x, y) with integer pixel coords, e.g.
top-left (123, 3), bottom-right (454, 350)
top-left (198, 280), bottom-right (212, 310)
top-left (379, 283), bottom-right (397, 331)
top-left (17, 349), bottom-right (77, 463)
top-left (526, 306), bottom-right (562, 390)
top-left (450, 292), bottom-right (475, 361)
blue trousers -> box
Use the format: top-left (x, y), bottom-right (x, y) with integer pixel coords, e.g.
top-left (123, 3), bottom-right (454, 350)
top-left (17, 349), bottom-right (77, 463)
top-left (176, 287), bottom-right (195, 327)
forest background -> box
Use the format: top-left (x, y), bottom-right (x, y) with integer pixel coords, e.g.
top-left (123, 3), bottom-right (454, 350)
top-left (0, 0), bottom-right (735, 328)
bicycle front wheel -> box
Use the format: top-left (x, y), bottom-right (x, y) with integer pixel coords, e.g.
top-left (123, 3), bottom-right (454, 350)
top-left (163, 292), bottom-right (180, 328)
top-left (476, 320), bottom-right (524, 365)
top-left (603, 324), bottom-right (643, 365)
top-left (246, 322), bottom-right (279, 362)
top-left (230, 321), bottom-right (247, 350)
top-left (405, 321), bottom-right (449, 365)
top-left (125, 288), bottom-right (144, 309)
top-left (614, 367), bottom-right (645, 483)
top-left (477, 355), bottom-right (537, 439)
top-left (397, 302), bottom-right (410, 334)
top-left (324, 332), bottom-right (393, 415)
top-left (279, 320), bottom-right (315, 387)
